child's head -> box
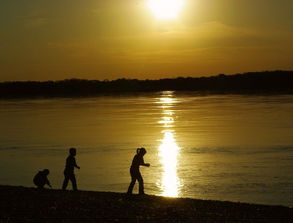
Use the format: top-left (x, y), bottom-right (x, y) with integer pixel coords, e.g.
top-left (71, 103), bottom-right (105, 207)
top-left (43, 169), bottom-right (50, 175)
top-left (137, 147), bottom-right (147, 156)
top-left (69, 147), bottom-right (77, 156)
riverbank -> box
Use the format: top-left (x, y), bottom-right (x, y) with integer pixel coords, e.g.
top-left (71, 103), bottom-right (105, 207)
top-left (1, 71), bottom-right (293, 99)
top-left (0, 185), bottom-right (292, 223)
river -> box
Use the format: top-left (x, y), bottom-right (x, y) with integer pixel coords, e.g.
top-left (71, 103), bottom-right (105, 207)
top-left (1, 92), bottom-right (293, 206)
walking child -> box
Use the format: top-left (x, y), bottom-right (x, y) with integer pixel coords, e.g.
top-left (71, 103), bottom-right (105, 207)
top-left (127, 147), bottom-right (150, 195)
top-left (62, 147), bottom-right (80, 191)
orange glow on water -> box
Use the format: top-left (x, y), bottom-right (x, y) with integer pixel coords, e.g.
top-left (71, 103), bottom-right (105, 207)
top-left (157, 91), bottom-right (181, 197)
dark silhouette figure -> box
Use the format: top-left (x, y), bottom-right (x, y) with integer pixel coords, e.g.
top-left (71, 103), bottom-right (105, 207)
top-left (62, 148), bottom-right (80, 191)
top-left (33, 169), bottom-right (52, 189)
top-left (127, 147), bottom-right (150, 195)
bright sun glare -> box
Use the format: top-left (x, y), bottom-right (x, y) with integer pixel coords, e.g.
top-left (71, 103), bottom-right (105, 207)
top-left (147, 0), bottom-right (185, 20)
top-left (157, 91), bottom-right (181, 197)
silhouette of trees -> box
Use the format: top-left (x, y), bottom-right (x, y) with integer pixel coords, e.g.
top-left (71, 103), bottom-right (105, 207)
top-left (0, 71), bottom-right (293, 98)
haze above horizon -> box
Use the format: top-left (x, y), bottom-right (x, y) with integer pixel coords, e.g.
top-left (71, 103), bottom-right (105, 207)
top-left (1, 0), bottom-right (293, 81)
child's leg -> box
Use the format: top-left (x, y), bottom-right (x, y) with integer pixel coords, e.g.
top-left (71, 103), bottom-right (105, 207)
top-left (37, 183), bottom-right (44, 189)
top-left (127, 170), bottom-right (137, 194)
top-left (70, 174), bottom-right (78, 191)
top-left (62, 174), bottom-right (70, 190)
top-left (127, 178), bottom-right (137, 194)
top-left (137, 172), bottom-right (144, 194)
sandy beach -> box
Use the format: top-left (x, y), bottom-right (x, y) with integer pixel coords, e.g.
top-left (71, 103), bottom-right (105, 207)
top-left (0, 185), bottom-right (292, 223)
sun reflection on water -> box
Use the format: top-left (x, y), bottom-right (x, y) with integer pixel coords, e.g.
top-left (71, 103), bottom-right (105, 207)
top-left (157, 91), bottom-right (181, 197)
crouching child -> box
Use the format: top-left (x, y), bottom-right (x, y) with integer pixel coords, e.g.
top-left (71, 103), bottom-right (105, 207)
top-left (33, 169), bottom-right (52, 189)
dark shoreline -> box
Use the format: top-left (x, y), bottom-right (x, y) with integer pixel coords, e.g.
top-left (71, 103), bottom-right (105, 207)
top-left (1, 71), bottom-right (293, 99)
top-left (1, 185), bottom-right (292, 223)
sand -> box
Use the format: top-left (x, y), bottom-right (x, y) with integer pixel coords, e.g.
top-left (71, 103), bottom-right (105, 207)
top-left (0, 185), bottom-right (292, 223)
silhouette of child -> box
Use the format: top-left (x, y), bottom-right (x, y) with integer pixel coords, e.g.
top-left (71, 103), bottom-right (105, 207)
top-left (33, 169), bottom-right (52, 189)
top-left (127, 147), bottom-right (150, 195)
top-left (62, 148), bottom-right (80, 191)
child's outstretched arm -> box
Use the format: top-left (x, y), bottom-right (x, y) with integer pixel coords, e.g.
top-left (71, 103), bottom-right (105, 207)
top-left (140, 157), bottom-right (150, 167)
top-left (74, 158), bottom-right (80, 169)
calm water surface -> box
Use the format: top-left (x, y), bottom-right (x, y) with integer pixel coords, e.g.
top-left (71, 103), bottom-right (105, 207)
top-left (1, 92), bottom-right (293, 206)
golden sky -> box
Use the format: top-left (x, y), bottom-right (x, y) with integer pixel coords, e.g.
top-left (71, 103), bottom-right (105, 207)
top-left (1, 0), bottom-right (293, 81)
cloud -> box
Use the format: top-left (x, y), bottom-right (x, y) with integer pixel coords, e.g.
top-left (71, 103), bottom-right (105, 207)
top-left (18, 8), bottom-right (49, 29)
top-left (23, 15), bottom-right (49, 28)
top-left (45, 19), bottom-right (293, 67)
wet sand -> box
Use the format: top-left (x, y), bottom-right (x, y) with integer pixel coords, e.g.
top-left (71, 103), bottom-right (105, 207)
top-left (0, 185), bottom-right (292, 223)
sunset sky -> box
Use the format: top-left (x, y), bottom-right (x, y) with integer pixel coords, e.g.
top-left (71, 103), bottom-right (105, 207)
top-left (1, 0), bottom-right (293, 81)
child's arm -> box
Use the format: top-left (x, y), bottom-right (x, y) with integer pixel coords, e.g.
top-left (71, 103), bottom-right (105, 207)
top-left (140, 157), bottom-right (150, 167)
top-left (74, 158), bottom-right (80, 169)
top-left (46, 179), bottom-right (52, 188)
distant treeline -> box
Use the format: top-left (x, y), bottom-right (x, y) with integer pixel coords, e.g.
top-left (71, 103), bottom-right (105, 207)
top-left (1, 71), bottom-right (293, 98)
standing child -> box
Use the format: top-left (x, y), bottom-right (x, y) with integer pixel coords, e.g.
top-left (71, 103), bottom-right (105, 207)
top-left (33, 169), bottom-right (52, 189)
top-left (62, 148), bottom-right (80, 191)
top-left (127, 147), bottom-right (150, 195)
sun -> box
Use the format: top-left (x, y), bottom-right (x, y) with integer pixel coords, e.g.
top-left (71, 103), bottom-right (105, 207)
top-left (147, 0), bottom-right (185, 20)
